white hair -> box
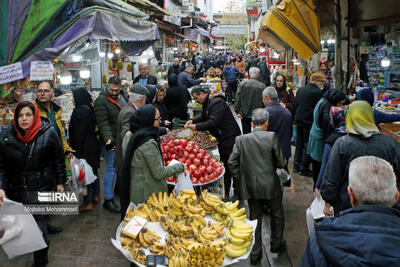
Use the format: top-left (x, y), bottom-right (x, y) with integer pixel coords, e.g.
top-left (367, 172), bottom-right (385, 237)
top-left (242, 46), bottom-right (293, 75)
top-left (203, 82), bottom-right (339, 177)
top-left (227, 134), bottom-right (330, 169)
top-left (251, 108), bottom-right (269, 125)
top-left (262, 86), bottom-right (278, 101)
top-left (139, 63), bottom-right (148, 69)
top-left (129, 92), bottom-right (145, 102)
top-left (249, 67), bottom-right (260, 79)
top-left (349, 156), bottom-right (397, 207)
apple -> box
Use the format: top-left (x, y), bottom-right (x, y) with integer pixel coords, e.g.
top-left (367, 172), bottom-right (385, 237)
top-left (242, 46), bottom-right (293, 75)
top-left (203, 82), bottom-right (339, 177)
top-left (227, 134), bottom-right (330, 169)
top-left (193, 169), bottom-right (201, 178)
top-left (199, 165), bottom-right (207, 175)
top-left (193, 158), bottom-right (201, 167)
top-left (189, 153), bottom-right (195, 161)
top-left (189, 164), bottom-right (197, 172)
top-left (199, 177), bottom-right (206, 184)
top-left (206, 166), bottom-right (213, 174)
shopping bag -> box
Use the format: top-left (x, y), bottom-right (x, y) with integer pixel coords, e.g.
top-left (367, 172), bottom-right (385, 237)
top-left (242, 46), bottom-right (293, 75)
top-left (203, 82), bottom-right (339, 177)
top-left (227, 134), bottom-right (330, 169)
top-left (306, 195), bottom-right (325, 234)
top-left (80, 159), bottom-right (97, 185)
top-left (168, 160), bottom-right (193, 194)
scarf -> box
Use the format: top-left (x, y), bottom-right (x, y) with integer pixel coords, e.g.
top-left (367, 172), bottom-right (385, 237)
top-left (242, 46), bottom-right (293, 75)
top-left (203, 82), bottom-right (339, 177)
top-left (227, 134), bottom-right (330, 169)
top-left (317, 89), bottom-right (346, 129)
top-left (72, 87), bottom-right (92, 109)
top-left (346, 101), bottom-right (379, 138)
top-left (330, 106), bottom-right (347, 133)
top-left (120, 105), bottom-right (161, 215)
top-left (13, 101), bottom-right (42, 143)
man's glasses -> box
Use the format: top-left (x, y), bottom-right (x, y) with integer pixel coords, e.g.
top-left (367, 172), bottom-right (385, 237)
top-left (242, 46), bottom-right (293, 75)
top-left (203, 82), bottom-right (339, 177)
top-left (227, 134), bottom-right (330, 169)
top-left (37, 89), bottom-right (51, 94)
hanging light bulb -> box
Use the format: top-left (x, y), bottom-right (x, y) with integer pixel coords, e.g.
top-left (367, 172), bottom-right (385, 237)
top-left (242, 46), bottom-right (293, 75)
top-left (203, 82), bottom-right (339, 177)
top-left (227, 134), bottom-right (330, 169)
top-left (99, 51), bottom-right (105, 57)
top-left (60, 70), bottom-right (72, 85)
top-left (115, 48), bottom-right (121, 54)
top-left (108, 52), bottom-right (114, 59)
top-left (80, 68), bottom-right (90, 79)
top-left (381, 56), bottom-right (391, 67)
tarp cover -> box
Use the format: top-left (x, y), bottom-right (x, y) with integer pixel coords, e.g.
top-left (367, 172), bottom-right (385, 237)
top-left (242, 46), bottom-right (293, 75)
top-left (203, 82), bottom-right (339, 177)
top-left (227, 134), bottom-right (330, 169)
top-left (20, 8), bottom-right (159, 77)
top-left (263, 0), bottom-right (321, 60)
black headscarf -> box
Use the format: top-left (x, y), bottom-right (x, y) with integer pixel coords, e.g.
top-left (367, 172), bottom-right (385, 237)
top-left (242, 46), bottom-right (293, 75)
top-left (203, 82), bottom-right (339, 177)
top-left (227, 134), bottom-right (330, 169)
top-left (72, 88), bottom-right (92, 108)
top-left (168, 73), bottom-right (178, 86)
top-left (274, 73), bottom-right (287, 94)
top-left (120, 104), bottom-right (160, 216)
top-left (317, 89), bottom-right (346, 132)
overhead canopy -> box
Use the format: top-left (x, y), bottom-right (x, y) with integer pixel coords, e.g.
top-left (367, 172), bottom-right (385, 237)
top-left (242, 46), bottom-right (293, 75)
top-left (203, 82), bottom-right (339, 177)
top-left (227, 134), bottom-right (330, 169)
top-left (1, 0), bottom-right (158, 73)
top-left (259, 26), bottom-right (290, 52)
top-left (263, 0), bottom-right (321, 61)
top-left (127, 0), bottom-right (187, 17)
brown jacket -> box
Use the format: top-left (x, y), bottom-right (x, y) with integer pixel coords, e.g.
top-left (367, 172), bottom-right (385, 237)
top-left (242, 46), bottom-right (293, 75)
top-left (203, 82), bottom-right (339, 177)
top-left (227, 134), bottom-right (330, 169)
top-left (228, 128), bottom-right (286, 200)
top-left (235, 60), bottom-right (246, 73)
top-left (114, 102), bottom-right (136, 174)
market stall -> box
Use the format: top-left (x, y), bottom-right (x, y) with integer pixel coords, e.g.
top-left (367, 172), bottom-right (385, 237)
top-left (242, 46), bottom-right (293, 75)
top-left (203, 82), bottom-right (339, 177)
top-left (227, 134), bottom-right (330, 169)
top-left (112, 189), bottom-right (256, 266)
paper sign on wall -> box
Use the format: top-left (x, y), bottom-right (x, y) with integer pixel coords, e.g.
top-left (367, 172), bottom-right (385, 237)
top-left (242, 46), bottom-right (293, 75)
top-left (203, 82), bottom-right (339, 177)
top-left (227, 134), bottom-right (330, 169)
top-left (30, 61), bottom-right (54, 81)
top-left (0, 62), bottom-right (24, 85)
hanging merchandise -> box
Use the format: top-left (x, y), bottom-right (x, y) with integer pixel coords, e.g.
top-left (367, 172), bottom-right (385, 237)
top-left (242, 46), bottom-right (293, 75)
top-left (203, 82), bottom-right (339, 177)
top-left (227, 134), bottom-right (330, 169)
top-left (117, 60), bottom-right (124, 70)
top-left (127, 63), bottom-right (133, 72)
top-left (103, 73), bottom-right (108, 84)
top-left (108, 59), bottom-right (113, 70)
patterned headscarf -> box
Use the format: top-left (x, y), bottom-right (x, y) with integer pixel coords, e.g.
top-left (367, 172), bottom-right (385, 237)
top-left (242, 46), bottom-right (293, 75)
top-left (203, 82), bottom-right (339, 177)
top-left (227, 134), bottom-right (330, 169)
top-left (330, 106), bottom-right (347, 133)
top-left (346, 101), bottom-right (379, 138)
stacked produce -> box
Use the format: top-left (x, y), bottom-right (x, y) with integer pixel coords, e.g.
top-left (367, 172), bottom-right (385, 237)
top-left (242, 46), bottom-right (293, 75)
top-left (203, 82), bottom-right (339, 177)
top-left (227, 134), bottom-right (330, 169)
top-left (161, 138), bottom-right (223, 184)
top-left (119, 190), bottom-right (254, 266)
top-left (161, 130), bottom-right (218, 149)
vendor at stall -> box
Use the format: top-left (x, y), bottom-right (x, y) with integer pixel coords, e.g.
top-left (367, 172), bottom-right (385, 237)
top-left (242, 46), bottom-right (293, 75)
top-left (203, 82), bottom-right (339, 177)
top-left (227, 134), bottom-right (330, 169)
top-left (184, 87), bottom-right (241, 200)
top-left (355, 88), bottom-right (400, 124)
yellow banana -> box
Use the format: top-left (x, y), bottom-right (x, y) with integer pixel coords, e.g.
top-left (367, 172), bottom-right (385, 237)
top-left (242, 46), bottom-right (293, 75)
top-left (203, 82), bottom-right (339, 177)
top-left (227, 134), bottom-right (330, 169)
top-left (226, 200), bottom-right (239, 211)
top-left (187, 204), bottom-right (204, 214)
top-left (225, 244), bottom-right (247, 258)
top-left (231, 220), bottom-right (252, 230)
top-left (225, 229), bottom-right (248, 245)
top-left (183, 189), bottom-right (196, 195)
top-left (138, 232), bottom-right (150, 248)
top-left (230, 214), bottom-right (246, 221)
top-left (230, 227), bottom-right (253, 239)
top-left (230, 207), bottom-right (246, 217)
top-left (171, 198), bottom-right (183, 210)
top-left (151, 193), bottom-right (159, 206)
top-left (142, 228), bottom-right (161, 240)
top-left (158, 191), bottom-right (163, 206)
top-left (191, 214), bottom-right (207, 227)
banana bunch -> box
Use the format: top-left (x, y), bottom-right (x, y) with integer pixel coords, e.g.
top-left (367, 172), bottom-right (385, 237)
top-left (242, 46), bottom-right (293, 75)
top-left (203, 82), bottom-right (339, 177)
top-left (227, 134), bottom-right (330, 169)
top-left (169, 250), bottom-right (187, 267)
top-left (169, 218), bottom-right (193, 238)
top-left (225, 220), bottom-right (253, 258)
top-left (200, 190), bottom-right (222, 212)
top-left (164, 234), bottom-right (188, 259)
top-left (125, 243), bottom-right (146, 265)
top-left (187, 239), bottom-right (226, 266)
top-left (137, 228), bottom-right (161, 248)
top-left (149, 241), bottom-right (166, 255)
top-left (147, 191), bottom-right (170, 211)
top-left (212, 201), bottom-right (245, 226)
top-left (169, 190), bottom-right (199, 219)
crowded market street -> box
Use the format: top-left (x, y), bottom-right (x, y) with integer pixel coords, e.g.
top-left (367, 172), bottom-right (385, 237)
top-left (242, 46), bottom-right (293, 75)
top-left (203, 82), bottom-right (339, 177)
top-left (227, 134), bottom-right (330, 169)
top-left (1, 0), bottom-right (400, 267)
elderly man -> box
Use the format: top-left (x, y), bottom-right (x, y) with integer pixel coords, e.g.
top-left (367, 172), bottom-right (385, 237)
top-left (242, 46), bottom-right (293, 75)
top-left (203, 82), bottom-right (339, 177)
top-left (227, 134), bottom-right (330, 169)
top-left (133, 63), bottom-right (158, 86)
top-left (263, 87), bottom-right (293, 174)
top-left (292, 73), bottom-right (325, 175)
top-left (178, 64), bottom-right (202, 89)
top-left (168, 57), bottom-right (184, 76)
top-left (185, 87), bottom-right (241, 200)
top-left (235, 67), bottom-right (265, 134)
top-left (33, 80), bottom-right (72, 235)
top-left (300, 156), bottom-right (400, 266)
top-left (94, 76), bottom-right (128, 213)
top-left (114, 83), bottom-right (149, 219)
top-left (228, 108), bottom-right (287, 264)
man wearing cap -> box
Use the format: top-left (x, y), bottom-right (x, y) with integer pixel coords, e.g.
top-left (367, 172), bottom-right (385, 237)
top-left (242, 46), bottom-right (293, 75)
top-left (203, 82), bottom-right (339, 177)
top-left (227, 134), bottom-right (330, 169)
top-left (292, 73), bottom-right (325, 176)
top-left (115, 83), bottom-right (150, 219)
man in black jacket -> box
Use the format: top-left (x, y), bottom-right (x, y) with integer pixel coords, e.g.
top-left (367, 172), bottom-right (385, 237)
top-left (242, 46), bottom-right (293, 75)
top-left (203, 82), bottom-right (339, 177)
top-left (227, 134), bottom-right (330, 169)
top-left (164, 73), bottom-right (191, 121)
top-left (258, 57), bottom-right (271, 86)
top-left (292, 73), bottom-right (325, 175)
top-left (168, 57), bottom-right (184, 76)
top-left (133, 63), bottom-right (158, 86)
top-left (185, 87), bottom-right (241, 200)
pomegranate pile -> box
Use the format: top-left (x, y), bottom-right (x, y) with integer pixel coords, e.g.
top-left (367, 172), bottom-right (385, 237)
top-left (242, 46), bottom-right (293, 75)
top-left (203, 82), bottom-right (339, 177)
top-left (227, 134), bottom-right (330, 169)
top-left (161, 138), bottom-right (224, 185)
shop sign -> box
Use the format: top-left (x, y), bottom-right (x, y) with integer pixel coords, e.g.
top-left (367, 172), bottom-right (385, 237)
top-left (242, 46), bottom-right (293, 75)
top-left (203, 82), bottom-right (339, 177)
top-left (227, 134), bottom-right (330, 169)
top-left (246, 0), bottom-right (262, 8)
top-left (189, 29), bottom-right (197, 40)
top-left (30, 61), bottom-right (54, 81)
top-left (0, 62), bottom-right (24, 85)
top-left (164, 0), bottom-right (181, 26)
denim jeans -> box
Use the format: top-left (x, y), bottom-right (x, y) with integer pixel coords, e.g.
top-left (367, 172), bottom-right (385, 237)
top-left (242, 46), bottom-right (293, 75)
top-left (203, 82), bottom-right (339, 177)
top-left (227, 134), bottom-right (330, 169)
top-left (103, 149), bottom-right (116, 200)
top-left (315, 144), bottom-right (332, 189)
top-left (293, 123), bottom-right (311, 171)
top-left (83, 169), bottom-right (100, 204)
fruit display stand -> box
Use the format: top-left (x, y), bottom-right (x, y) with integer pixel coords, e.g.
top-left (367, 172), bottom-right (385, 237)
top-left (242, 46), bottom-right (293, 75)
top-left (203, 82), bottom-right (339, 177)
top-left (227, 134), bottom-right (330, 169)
top-left (111, 190), bottom-right (257, 267)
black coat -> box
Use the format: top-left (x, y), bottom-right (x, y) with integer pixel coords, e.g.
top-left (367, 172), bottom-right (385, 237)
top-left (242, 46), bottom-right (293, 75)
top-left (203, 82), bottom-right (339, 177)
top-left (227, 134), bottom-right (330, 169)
top-left (168, 64), bottom-right (184, 76)
top-left (133, 74), bottom-right (158, 85)
top-left (292, 83), bottom-right (324, 126)
top-left (69, 105), bottom-right (100, 170)
top-left (316, 89), bottom-right (346, 134)
top-left (321, 133), bottom-right (400, 214)
top-left (193, 93), bottom-right (241, 149)
top-left (300, 205), bottom-right (400, 267)
top-left (153, 101), bottom-right (169, 128)
top-left (258, 61), bottom-right (271, 86)
top-left (0, 119), bottom-right (66, 203)
top-left (163, 84), bottom-right (190, 121)
top-left (265, 102), bottom-right (293, 158)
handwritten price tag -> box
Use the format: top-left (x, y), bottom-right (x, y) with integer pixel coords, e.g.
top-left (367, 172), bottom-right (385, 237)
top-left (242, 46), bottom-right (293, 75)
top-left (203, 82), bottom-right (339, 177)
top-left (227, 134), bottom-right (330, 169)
top-left (0, 62), bottom-right (24, 85)
top-left (122, 216), bottom-right (147, 238)
top-left (30, 61), bottom-right (54, 81)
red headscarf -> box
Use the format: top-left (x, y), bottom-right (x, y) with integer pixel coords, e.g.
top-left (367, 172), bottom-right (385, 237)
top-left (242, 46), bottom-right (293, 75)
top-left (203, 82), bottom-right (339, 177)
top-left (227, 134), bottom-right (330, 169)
top-left (13, 101), bottom-right (42, 143)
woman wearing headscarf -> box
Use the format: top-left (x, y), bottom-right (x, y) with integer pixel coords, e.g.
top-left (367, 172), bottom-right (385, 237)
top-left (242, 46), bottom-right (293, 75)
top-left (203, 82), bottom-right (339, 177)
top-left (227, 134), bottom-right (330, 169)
top-left (273, 73), bottom-right (294, 112)
top-left (321, 101), bottom-right (400, 216)
top-left (152, 84), bottom-right (171, 128)
top-left (121, 105), bottom-right (184, 207)
top-left (69, 88), bottom-right (100, 211)
top-left (307, 89), bottom-right (346, 186)
top-left (314, 106), bottom-right (347, 191)
top-left (0, 101), bottom-right (66, 266)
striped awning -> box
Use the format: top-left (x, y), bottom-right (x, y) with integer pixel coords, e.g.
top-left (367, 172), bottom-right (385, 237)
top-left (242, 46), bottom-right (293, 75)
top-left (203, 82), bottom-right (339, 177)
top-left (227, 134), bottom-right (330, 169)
top-left (262, 0), bottom-right (321, 60)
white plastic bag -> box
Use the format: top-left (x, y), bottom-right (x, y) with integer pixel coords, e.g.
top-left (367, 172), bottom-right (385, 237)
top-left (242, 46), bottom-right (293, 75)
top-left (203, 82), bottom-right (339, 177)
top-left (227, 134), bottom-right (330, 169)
top-left (306, 195), bottom-right (326, 234)
top-left (70, 156), bottom-right (98, 190)
top-left (168, 160), bottom-right (193, 194)
top-left (80, 159), bottom-right (97, 185)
